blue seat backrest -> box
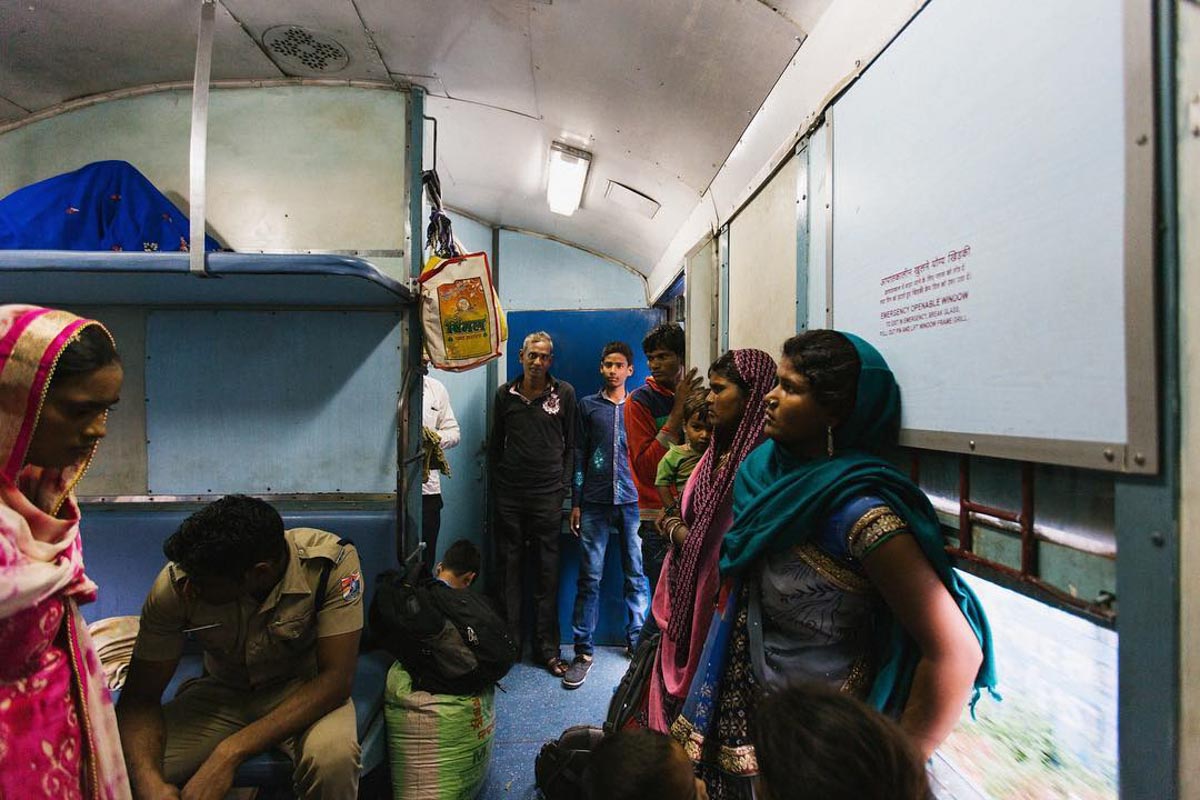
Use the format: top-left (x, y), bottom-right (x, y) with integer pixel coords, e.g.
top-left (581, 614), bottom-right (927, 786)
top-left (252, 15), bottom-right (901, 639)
top-left (78, 506), bottom-right (397, 624)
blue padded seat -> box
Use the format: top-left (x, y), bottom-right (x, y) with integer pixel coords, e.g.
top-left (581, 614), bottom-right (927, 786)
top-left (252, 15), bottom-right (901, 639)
top-left (82, 506), bottom-right (397, 791)
top-left (78, 507), bottom-right (396, 624)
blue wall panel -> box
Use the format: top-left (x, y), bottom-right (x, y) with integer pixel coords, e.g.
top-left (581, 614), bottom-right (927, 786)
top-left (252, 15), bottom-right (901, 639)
top-left (79, 506), bottom-right (396, 623)
top-left (426, 366), bottom-right (490, 560)
top-left (146, 310), bottom-right (402, 494)
top-left (498, 231), bottom-right (646, 312)
top-left (424, 211), bottom-right (494, 564)
top-left (506, 308), bottom-right (664, 646)
top-left (447, 212), bottom-right (493, 257)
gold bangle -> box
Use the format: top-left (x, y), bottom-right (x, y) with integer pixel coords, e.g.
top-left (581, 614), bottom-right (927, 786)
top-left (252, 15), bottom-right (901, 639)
top-left (666, 519), bottom-right (687, 547)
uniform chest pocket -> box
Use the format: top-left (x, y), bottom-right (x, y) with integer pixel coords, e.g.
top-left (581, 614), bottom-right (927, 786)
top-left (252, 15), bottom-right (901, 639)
top-left (191, 622), bottom-right (238, 655)
top-left (269, 609), bottom-right (317, 651)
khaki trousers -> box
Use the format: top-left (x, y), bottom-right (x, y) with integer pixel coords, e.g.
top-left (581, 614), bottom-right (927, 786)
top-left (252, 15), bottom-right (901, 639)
top-left (161, 676), bottom-right (361, 800)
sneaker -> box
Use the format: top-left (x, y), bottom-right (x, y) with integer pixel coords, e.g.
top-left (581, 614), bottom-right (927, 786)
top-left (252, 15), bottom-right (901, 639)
top-left (562, 654), bottom-right (593, 689)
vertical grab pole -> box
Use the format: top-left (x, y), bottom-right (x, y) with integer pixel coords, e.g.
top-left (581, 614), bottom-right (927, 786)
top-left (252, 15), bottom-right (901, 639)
top-left (794, 141), bottom-right (810, 333)
top-left (957, 454), bottom-right (972, 552)
top-left (1018, 462), bottom-right (1037, 578)
top-left (399, 86), bottom-right (427, 565)
top-left (482, 224), bottom-right (501, 588)
top-left (189, 0), bottom-right (215, 275)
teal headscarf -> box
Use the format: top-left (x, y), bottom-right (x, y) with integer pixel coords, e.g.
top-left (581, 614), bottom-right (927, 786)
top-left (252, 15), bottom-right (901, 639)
top-left (719, 332), bottom-right (997, 714)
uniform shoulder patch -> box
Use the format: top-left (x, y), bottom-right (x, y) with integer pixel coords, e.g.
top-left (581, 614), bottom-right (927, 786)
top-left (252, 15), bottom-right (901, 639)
top-left (339, 570), bottom-right (362, 603)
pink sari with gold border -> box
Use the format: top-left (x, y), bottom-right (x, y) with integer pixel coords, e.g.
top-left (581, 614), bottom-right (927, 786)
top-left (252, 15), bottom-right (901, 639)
top-left (0, 305), bottom-right (130, 800)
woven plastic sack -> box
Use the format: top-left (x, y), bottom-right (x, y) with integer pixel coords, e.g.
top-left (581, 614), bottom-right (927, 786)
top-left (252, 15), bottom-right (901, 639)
top-left (420, 251), bottom-right (505, 372)
top-left (384, 662), bottom-right (496, 800)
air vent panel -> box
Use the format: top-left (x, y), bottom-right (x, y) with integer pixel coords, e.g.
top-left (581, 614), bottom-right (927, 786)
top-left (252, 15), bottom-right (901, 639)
top-left (604, 181), bottom-right (661, 219)
top-left (263, 26), bottom-right (349, 74)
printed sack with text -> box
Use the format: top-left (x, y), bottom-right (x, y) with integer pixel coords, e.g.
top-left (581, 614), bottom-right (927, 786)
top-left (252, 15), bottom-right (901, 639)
top-left (420, 251), bottom-right (503, 372)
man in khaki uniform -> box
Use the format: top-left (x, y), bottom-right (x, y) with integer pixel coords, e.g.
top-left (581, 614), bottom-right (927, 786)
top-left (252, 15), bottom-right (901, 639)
top-left (116, 495), bottom-right (364, 800)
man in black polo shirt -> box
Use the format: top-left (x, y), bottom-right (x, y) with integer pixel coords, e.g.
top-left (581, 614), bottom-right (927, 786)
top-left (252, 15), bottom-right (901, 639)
top-left (488, 331), bottom-right (577, 677)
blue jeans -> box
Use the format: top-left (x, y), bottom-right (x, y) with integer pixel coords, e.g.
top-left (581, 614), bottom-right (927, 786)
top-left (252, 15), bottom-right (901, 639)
top-left (572, 502), bottom-right (647, 655)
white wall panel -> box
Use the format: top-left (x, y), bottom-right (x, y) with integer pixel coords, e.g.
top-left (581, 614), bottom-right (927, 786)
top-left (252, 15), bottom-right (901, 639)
top-left (828, 0), bottom-right (1150, 471)
top-left (684, 237), bottom-right (717, 371)
top-left (0, 86), bottom-right (407, 270)
top-left (727, 155), bottom-right (798, 356)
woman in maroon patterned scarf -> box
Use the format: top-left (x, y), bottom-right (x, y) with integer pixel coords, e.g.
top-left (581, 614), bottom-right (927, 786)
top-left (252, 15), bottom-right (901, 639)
top-left (647, 348), bottom-right (777, 733)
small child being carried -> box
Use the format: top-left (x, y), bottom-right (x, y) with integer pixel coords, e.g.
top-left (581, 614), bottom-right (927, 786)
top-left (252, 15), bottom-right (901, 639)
top-left (654, 389), bottom-right (712, 518)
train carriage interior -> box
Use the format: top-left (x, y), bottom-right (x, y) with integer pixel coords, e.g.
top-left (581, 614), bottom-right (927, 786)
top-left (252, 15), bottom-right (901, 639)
top-left (0, 0), bottom-right (1196, 798)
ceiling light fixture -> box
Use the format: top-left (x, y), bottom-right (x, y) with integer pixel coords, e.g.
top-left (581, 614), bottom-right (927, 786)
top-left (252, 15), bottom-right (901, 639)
top-left (547, 141), bottom-right (592, 216)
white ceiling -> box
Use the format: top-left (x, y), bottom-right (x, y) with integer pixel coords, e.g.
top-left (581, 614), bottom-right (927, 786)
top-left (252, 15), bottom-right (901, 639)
top-left (0, 0), bottom-right (835, 275)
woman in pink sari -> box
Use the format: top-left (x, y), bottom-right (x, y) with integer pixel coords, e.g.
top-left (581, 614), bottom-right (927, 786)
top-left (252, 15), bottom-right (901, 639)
top-left (648, 348), bottom-right (776, 734)
top-left (0, 305), bottom-right (131, 799)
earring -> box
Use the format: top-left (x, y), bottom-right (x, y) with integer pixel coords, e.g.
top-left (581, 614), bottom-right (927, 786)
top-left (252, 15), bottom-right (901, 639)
top-left (826, 424), bottom-right (835, 457)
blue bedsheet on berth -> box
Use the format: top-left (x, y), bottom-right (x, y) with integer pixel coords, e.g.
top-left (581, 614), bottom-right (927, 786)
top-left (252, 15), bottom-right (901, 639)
top-left (0, 160), bottom-right (220, 253)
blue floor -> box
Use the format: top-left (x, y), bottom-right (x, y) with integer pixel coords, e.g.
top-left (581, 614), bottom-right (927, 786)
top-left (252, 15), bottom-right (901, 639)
top-left (480, 647), bottom-right (629, 799)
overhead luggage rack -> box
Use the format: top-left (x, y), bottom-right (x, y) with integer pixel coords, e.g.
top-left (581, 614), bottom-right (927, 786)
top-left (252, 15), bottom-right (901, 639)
top-left (0, 250), bottom-right (414, 307)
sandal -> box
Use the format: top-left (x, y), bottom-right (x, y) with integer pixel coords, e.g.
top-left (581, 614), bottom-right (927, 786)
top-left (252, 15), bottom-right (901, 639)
top-left (545, 657), bottom-right (569, 678)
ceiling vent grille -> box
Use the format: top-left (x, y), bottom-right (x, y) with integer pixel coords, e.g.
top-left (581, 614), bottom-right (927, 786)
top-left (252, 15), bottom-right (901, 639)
top-left (263, 26), bottom-right (349, 74)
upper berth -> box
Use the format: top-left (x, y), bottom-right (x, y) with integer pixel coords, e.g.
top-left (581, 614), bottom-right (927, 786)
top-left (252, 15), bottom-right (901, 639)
top-left (0, 250), bottom-right (414, 308)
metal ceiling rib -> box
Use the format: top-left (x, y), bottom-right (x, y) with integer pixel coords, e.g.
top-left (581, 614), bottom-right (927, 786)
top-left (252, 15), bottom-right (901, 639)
top-left (0, 0), bottom-right (836, 275)
top-left (0, 0), bottom-right (280, 113)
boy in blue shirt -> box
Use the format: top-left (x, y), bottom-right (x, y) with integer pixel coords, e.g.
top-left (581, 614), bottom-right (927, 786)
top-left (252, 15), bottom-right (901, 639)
top-left (564, 342), bottom-right (647, 688)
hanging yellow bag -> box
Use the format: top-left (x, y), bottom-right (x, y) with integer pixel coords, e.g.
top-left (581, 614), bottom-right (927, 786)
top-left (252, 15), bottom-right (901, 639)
top-left (420, 250), bottom-right (505, 371)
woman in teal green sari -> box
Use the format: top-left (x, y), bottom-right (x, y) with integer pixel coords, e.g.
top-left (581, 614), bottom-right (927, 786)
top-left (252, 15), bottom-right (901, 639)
top-left (672, 330), bottom-right (996, 798)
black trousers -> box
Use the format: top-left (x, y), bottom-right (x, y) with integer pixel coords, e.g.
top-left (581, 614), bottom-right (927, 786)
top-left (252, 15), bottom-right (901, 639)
top-left (639, 520), bottom-right (668, 601)
top-left (421, 493), bottom-right (444, 572)
top-left (492, 491), bottom-right (564, 663)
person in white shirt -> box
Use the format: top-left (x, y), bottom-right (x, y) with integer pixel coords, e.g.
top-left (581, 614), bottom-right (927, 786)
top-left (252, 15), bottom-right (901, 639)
top-left (423, 370), bottom-right (461, 570)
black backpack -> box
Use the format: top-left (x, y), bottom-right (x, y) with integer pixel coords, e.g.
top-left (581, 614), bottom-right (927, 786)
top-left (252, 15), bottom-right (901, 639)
top-left (534, 724), bottom-right (606, 800)
top-left (604, 629), bottom-right (660, 733)
top-left (368, 565), bottom-right (517, 695)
